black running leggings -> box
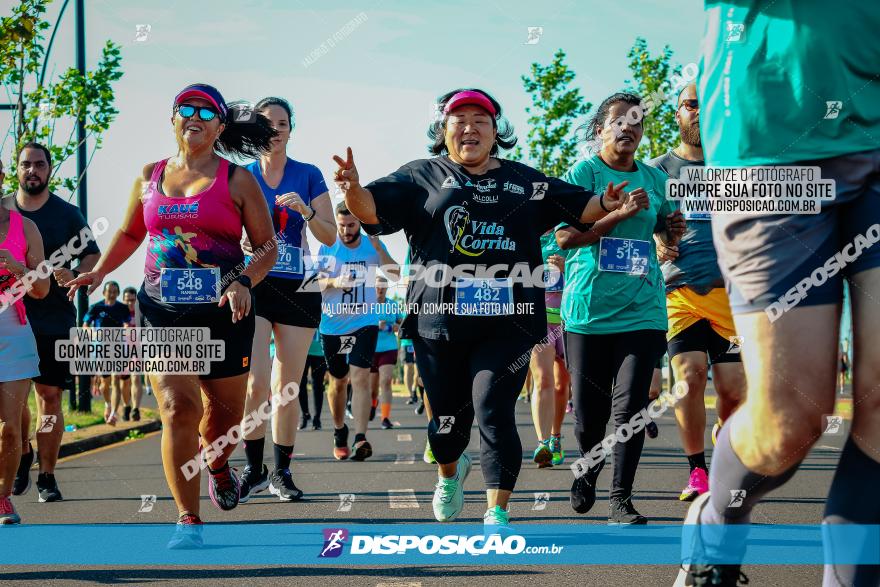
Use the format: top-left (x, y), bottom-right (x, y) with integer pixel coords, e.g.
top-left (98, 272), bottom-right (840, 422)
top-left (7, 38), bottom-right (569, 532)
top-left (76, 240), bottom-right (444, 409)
top-left (565, 329), bottom-right (667, 500)
top-left (412, 335), bottom-right (533, 491)
top-left (299, 354), bottom-right (327, 419)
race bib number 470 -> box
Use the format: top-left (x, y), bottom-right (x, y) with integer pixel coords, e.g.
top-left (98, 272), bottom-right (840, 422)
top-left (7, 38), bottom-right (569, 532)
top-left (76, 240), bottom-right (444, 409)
top-left (160, 268), bottom-right (220, 303)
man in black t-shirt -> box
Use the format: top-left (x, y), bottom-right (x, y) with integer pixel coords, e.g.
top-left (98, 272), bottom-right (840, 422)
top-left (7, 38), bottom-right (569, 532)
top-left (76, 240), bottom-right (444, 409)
top-left (84, 281), bottom-right (132, 425)
top-left (4, 143), bottom-right (101, 503)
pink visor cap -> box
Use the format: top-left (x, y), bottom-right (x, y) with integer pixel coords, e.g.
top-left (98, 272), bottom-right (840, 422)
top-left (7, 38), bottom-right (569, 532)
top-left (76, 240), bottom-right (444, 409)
top-left (443, 91), bottom-right (497, 117)
top-left (173, 83), bottom-right (228, 120)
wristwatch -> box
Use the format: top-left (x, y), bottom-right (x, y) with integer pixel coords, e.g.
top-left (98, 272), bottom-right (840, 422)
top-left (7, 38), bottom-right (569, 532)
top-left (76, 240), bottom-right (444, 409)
top-left (303, 205), bottom-right (317, 221)
top-left (234, 275), bottom-right (252, 289)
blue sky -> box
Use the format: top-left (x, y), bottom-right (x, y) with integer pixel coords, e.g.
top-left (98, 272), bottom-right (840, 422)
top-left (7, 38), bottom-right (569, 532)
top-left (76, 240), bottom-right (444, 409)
top-left (1, 0), bottom-right (705, 299)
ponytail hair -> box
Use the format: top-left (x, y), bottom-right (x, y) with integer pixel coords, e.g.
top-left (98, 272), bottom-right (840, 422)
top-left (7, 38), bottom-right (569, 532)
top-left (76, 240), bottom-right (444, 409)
top-left (215, 101), bottom-right (277, 160)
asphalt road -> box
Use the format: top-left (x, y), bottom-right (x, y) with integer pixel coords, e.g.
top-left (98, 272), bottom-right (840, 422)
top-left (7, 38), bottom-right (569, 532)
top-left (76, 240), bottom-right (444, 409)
top-left (3, 392), bottom-right (846, 587)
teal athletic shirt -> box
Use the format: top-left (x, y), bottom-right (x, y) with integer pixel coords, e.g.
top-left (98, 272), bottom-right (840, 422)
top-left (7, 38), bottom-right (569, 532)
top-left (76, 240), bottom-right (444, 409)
top-left (558, 156), bottom-right (674, 335)
top-left (307, 330), bottom-right (323, 357)
top-left (699, 1), bottom-right (880, 166)
top-left (540, 231), bottom-right (571, 325)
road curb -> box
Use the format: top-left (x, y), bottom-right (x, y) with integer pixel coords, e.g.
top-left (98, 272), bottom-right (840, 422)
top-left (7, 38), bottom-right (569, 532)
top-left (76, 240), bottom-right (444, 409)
top-left (57, 420), bottom-right (162, 459)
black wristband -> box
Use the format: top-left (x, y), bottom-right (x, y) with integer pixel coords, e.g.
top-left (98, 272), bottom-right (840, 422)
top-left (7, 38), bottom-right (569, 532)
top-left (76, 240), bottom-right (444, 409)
top-left (234, 275), bottom-right (252, 289)
top-left (303, 206), bottom-right (316, 221)
top-left (599, 194), bottom-right (611, 213)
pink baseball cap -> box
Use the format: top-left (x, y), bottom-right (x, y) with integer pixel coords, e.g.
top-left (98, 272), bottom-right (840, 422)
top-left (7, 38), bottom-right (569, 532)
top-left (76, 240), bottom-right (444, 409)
top-left (173, 83), bottom-right (228, 120)
top-left (443, 90), bottom-right (497, 117)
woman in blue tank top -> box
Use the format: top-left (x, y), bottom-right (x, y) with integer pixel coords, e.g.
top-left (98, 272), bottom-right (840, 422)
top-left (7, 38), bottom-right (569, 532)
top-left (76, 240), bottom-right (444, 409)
top-left (238, 96), bottom-right (336, 503)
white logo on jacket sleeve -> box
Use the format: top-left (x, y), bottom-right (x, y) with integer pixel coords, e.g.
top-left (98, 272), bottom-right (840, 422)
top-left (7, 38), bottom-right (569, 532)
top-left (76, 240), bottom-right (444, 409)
top-left (441, 176), bottom-right (461, 189)
top-left (503, 181), bottom-right (524, 195)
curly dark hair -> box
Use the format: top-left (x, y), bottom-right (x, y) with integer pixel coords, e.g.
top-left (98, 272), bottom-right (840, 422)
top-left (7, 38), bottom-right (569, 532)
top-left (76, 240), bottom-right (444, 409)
top-left (427, 88), bottom-right (517, 156)
top-left (577, 92), bottom-right (643, 153)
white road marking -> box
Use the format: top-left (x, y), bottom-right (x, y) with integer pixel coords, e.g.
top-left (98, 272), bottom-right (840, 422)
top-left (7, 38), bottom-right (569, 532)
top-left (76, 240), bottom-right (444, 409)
top-left (394, 453), bottom-right (415, 464)
top-left (388, 489), bottom-right (419, 509)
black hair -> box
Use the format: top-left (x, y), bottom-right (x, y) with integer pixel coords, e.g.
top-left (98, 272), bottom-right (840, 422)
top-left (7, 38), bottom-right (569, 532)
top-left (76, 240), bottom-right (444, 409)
top-left (213, 103), bottom-right (277, 161)
top-left (103, 281), bottom-right (120, 294)
top-left (335, 202), bottom-right (351, 216)
top-left (577, 92), bottom-right (643, 153)
top-left (18, 141), bottom-right (52, 168)
top-left (122, 286), bottom-right (137, 296)
top-left (255, 96), bottom-right (294, 130)
top-left (427, 88), bottom-right (517, 156)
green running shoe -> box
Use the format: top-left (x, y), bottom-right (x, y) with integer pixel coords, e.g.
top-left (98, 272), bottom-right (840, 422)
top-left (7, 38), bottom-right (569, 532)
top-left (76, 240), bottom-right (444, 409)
top-left (533, 440), bottom-right (553, 468)
top-left (550, 435), bottom-right (564, 466)
top-left (423, 439), bottom-right (437, 464)
top-left (483, 505), bottom-right (510, 528)
top-left (432, 453), bottom-right (471, 522)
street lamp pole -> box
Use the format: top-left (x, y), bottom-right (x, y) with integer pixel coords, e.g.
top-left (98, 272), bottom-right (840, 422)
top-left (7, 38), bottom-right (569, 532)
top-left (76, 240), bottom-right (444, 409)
top-left (74, 0), bottom-right (91, 412)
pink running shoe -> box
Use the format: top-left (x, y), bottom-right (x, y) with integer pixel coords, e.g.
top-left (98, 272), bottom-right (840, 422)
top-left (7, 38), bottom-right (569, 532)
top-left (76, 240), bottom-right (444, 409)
top-left (679, 467), bottom-right (709, 502)
top-left (0, 495), bottom-right (21, 524)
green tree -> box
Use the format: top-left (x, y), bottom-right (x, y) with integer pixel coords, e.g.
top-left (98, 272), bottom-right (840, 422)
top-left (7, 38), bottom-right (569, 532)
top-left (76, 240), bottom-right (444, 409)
top-left (1, 0), bottom-right (123, 196)
top-left (625, 37), bottom-right (689, 160)
top-left (510, 48), bottom-right (590, 177)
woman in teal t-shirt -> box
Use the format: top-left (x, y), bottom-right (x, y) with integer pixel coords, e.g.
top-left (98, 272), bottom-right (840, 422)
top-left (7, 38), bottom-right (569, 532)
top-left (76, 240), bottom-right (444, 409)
top-left (556, 92), bottom-right (684, 524)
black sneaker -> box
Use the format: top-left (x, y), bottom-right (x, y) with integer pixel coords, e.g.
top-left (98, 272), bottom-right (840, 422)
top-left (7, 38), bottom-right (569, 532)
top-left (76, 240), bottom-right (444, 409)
top-left (415, 402), bottom-right (425, 415)
top-left (405, 395), bottom-right (417, 405)
top-left (122, 406), bottom-right (132, 421)
top-left (312, 417), bottom-right (322, 431)
top-left (36, 472), bottom-right (63, 503)
top-left (238, 464), bottom-right (269, 504)
top-left (381, 417), bottom-right (393, 430)
top-left (298, 412), bottom-right (311, 430)
top-left (207, 465), bottom-right (240, 511)
top-left (646, 420), bottom-right (659, 439)
top-left (609, 496), bottom-right (647, 525)
top-left (13, 446), bottom-right (34, 496)
top-left (679, 564), bottom-right (749, 586)
top-left (351, 439), bottom-right (373, 462)
top-left (369, 405), bottom-right (377, 421)
top-left (570, 475), bottom-right (597, 514)
top-left (269, 468), bottom-right (304, 502)
top-left (333, 424), bottom-right (351, 460)
top-left (131, 407), bottom-right (141, 421)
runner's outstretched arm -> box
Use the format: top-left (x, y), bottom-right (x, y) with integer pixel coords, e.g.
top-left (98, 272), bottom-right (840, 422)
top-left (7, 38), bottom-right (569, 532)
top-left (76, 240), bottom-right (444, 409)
top-left (558, 187), bottom-right (650, 250)
top-left (66, 165), bottom-right (156, 297)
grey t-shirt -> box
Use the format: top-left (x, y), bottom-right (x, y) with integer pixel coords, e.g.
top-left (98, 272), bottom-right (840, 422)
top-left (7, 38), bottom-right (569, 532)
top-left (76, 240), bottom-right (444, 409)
top-left (647, 151), bottom-right (723, 295)
top-left (5, 193), bottom-right (100, 336)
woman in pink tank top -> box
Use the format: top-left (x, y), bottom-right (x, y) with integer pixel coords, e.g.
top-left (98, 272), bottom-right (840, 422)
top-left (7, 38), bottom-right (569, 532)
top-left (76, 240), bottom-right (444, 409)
top-left (0, 204), bottom-right (50, 524)
top-left (67, 84), bottom-right (279, 542)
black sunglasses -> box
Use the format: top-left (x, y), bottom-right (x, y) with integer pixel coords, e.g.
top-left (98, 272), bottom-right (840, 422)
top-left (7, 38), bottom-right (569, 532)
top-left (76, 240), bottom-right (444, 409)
top-left (679, 99), bottom-right (699, 112)
top-left (175, 103), bottom-right (221, 122)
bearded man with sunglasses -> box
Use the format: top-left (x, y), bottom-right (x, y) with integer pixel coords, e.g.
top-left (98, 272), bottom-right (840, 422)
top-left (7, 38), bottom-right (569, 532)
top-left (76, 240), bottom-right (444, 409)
top-left (647, 83), bottom-right (746, 506)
